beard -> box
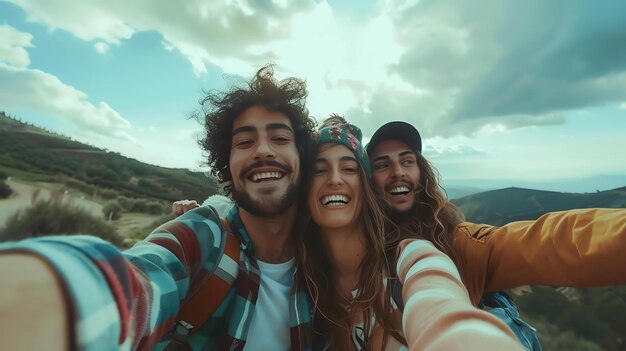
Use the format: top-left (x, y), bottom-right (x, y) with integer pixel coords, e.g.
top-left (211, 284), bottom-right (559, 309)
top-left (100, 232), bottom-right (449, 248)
top-left (232, 159), bottom-right (300, 216)
top-left (232, 182), bottom-right (300, 216)
top-left (389, 201), bottom-right (419, 225)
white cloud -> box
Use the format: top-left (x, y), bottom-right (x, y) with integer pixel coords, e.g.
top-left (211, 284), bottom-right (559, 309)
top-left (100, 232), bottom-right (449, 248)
top-left (426, 113), bottom-right (626, 182)
top-left (385, 0), bottom-right (626, 133)
top-left (16, 0), bottom-right (134, 44)
top-left (96, 122), bottom-right (207, 170)
top-left (0, 24), bottom-right (33, 68)
top-left (423, 143), bottom-right (485, 159)
top-left (8, 0), bottom-right (316, 75)
top-left (0, 63), bottom-right (133, 140)
top-left (174, 127), bottom-right (203, 142)
top-left (4, 0), bottom-right (406, 118)
top-left (7, 0), bottom-right (626, 139)
top-left (263, 2), bottom-right (408, 119)
top-left (0, 24), bottom-right (132, 140)
top-left (5, 0), bottom-right (626, 183)
top-left (94, 42), bottom-right (110, 54)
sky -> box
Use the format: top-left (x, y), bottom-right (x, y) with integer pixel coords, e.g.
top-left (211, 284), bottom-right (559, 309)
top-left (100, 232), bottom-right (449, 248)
top-left (1, 0), bottom-right (626, 190)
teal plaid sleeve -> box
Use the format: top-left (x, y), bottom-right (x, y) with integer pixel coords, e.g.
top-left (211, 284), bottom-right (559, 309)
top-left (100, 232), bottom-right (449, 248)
top-left (0, 205), bottom-right (227, 351)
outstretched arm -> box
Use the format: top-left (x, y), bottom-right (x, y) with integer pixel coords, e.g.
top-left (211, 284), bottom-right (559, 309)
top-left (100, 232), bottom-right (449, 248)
top-left (0, 254), bottom-right (67, 351)
top-left (452, 208), bottom-right (626, 303)
top-left (0, 206), bottom-right (227, 351)
top-left (397, 239), bottom-right (525, 351)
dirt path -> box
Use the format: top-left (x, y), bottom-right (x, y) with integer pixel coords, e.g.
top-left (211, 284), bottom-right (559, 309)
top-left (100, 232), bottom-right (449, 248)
top-left (0, 179), bottom-right (104, 228)
top-left (113, 212), bottom-right (164, 240)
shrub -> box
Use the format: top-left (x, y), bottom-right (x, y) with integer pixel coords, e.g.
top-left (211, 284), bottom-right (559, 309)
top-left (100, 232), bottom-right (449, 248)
top-left (137, 178), bottom-right (167, 195)
top-left (115, 196), bottom-right (167, 215)
top-left (129, 198), bottom-right (149, 213)
top-left (99, 188), bottom-right (118, 200)
top-left (0, 198), bottom-right (124, 247)
top-left (145, 201), bottom-right (167, 215)
top-left (0, 181), bottom-right (12, 198)
top-left (102, 201), bottom-right (123, 221)
top-left (117, 196), bottom-right (132, 209)
top-left (0, 170), bottom-right (7, 180)
top-left (62, 177), bottom-right (95, 195)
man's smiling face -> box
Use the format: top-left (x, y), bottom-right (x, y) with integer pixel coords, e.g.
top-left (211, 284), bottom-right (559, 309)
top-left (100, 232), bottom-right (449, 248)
top-left (369, 139), bottom-right (421, 214)
top-left (229, 106), bottom-right (300, 216)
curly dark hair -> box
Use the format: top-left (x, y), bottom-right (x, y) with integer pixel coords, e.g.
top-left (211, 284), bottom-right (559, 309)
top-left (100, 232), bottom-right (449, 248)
top-left (199, 65), bottom-right (317, 195)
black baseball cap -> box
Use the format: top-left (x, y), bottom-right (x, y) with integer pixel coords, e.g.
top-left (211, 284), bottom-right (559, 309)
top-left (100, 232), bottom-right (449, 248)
top-left (366, 121), bottom-right (422, 156)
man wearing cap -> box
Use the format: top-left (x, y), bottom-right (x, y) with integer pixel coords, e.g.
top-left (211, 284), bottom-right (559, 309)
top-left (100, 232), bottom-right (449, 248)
top-left (366, 121), bottom-right (626, 343)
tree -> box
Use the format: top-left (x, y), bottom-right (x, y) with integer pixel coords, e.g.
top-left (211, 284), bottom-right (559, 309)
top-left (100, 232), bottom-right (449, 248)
top-left (0, 181), bottom-right (12, 199)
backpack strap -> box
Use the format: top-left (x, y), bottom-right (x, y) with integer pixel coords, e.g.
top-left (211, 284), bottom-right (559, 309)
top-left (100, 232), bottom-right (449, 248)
top-left (166, 217), bottom-right (240, 349)
top-left (389, 278), bottom-right (404, 312)
top-left (480, 292), bottom-right (542, 351)
top-left (386, 247), bottom-right (405, 312)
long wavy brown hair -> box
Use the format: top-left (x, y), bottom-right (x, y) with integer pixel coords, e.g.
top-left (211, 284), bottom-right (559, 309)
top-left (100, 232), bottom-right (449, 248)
top-left (388, 151), bottom-right (465, 261)
top-left (299, 148), bottom-right (405, 350)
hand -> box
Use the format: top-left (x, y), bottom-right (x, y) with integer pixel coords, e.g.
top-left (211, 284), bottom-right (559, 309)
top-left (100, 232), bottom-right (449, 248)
top-left (172, 199), bottom-right (200, 216)
top-left (0, 254), bottom-right (67, 351)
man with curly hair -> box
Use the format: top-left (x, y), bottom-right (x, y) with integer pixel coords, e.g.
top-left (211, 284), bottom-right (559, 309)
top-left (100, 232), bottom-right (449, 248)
top-left (0, 66), bottom-right (317, 351)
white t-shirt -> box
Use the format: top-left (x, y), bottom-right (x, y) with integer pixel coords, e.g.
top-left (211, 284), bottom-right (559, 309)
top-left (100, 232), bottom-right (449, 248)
top-left (243, 258), bottom-right (295, 351)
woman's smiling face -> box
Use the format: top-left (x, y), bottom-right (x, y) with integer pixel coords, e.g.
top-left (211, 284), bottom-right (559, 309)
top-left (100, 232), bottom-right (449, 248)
top-left (308, 143), bottom-right (363, 232)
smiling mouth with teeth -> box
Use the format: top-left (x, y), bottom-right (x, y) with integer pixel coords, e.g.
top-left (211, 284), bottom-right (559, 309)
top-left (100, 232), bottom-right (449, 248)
top-left (250, 171), bottom-right (285, 182)
top-left (321, 194), bottom-right (350, 206)
top-left (389, 186), bottom-right (411, 195)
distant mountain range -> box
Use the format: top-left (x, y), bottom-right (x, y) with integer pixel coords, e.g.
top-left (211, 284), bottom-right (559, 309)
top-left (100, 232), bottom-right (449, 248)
top-left (453, 186), bottom-right (626, 226)
top-left (0, 111), bottom-right (218, 201)
top-left (443, 175), bottom-right (626, 199)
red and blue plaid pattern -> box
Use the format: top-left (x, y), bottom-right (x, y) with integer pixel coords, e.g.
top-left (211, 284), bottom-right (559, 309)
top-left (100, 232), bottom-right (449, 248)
top-left (213, 206), bottom-right (313, 350)
top-left (0, 205), bottom-right (313, 351)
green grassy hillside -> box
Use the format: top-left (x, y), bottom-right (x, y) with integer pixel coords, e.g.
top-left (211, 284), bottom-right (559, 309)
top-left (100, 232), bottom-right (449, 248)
top-left (0, 111), bottom-right (219, 202)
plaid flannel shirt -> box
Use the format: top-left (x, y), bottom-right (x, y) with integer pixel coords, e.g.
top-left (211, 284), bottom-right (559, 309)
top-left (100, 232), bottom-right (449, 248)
top-left (0, 205), bottom-right (313, 351)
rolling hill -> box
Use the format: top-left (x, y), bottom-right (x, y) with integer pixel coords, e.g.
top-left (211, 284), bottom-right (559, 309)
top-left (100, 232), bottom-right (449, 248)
top-left (0, 111), bottom-right (219, 202)
top-left (444, 175), bottom-right (626, 197)
top-left (453, 186), bottom-right (626, 225)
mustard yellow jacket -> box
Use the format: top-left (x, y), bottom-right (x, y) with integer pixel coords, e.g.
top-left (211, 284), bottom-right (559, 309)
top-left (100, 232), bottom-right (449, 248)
top-left (451, 208), bottom-right (626, 305)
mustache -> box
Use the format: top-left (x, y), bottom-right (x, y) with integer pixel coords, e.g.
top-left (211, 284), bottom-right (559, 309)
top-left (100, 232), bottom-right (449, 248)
top-left (240, 160), bottom-right (292, 178)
